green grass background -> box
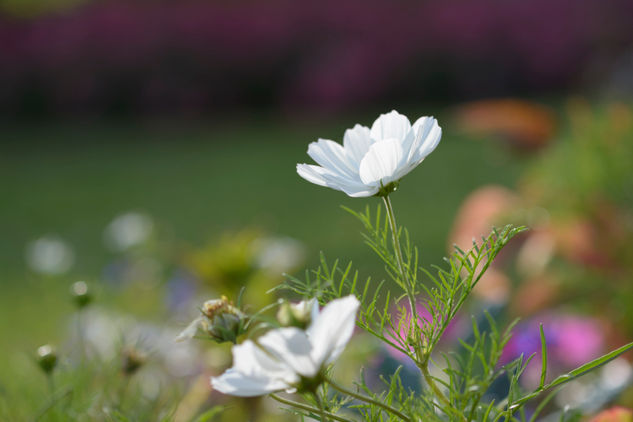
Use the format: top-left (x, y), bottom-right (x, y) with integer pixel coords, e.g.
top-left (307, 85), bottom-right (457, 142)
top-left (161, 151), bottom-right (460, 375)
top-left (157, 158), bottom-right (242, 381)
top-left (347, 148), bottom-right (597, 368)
top-left (0, 114), bottom-right (525, 396)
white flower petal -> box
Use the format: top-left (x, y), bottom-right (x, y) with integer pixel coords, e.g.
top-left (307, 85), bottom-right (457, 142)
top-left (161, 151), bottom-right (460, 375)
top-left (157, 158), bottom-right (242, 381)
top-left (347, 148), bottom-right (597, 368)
top-left (323, 176), bottom-right (378, 197)
top-left (211, 369), bottom-right (290, 397)
top-left (343, 124), bottom-right (373, 165)
top-left (297, 164), bottom-right (377, 197)
top-left (411, 116), bottom-right (442, 163)
top-left (370, 110), bottom-right (411, 142)
top-left (307, 139), bottom-right (358, 179)
top-left (258, 327), bottom-right (319, 377)
top-left (296, 110), bottom-right (441, 197)
top-left (212, 340), bottom-right (298, 396)
top-left (358, 139), bottom-right (404, 186)
top-left (310, 299), bottom-right (319, 322)
top-left (307, 295), bottom-right (360, 366)
top-left (232, 340), bottom-right (297, 383)
top-left (296, 163), bottom-right (330, 187)
top-left (175, 317), bottom-right (202, 342)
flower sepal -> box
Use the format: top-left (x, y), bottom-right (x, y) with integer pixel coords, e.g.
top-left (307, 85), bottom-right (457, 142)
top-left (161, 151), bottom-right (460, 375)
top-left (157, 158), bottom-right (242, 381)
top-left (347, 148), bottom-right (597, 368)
top-left (375, 181), bottom-right (399, 197)
top-left (296, 372), bottom-right (325, 395)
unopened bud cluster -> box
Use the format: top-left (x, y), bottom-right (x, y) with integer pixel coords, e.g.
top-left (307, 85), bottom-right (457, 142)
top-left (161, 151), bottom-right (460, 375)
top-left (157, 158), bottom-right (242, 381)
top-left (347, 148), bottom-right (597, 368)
top-left (276, 299), bottom-right (315, 329)
top-left (176, 296), bottom-right (247, 344)
top-left (200, 296), bottom-right (246, 343)
top-left (37, 344), bottom-right (58, 374)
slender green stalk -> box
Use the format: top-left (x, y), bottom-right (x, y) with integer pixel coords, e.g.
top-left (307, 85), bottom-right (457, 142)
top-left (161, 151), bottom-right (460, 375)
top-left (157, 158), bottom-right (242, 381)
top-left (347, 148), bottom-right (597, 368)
top-left (34, 388), bottom-right (72, 421)
top-left (420, 365), bottom-right (466, 421)
top-left (383, 196), bottom-right (467, 421)
top-left (314, 393), bottom-right (328, 422)
top-left (269, 394), bottom-right (353, 422)
top-left (381, 196), bottom-right (421, 357)
top-left (326, 377), bottom-right (411, 422)
top-left (47, 373), bottom-right (55, 395)
top-left (76, 310), bottom-right (86, 361)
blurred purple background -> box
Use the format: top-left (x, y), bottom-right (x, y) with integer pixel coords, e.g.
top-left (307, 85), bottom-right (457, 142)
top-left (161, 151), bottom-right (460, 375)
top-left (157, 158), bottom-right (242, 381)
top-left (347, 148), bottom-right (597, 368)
top-left (2, 0), bottom-right (633, 117)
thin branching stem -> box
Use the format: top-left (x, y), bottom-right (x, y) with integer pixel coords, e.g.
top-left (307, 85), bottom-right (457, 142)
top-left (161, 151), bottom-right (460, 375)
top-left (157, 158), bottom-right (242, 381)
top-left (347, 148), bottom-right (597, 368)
top-left (326, 377), bottom-right (411, 422)
top-left (34, 387), bottom-right (72, 422)
top-left (381, 195), bottom-right (421, 358)
top-left (420, 364), bottom-right (467, 421)
top-left (314, 393), bottom-right (328, 422)
top-left (383, 195), bottom-right (465, 420)
top-left (269, 394), bottom-right (352, 422)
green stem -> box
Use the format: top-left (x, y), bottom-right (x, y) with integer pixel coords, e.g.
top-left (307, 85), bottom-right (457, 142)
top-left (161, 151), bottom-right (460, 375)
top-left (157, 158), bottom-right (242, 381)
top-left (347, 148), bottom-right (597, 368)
top-left (314, 393), bottom-right (328, 422)
top-left (269, 394), bottom-right (352, 422)
top-left (118, 377), bottom-right (130, 411)
top-left (382, 195), bottom-right (421, 359)
top-left (34, 388), bottom-right (72, 422)
top-left (420, 365), bottom-right (466, 422)
top-left (382, 196), bottom-right (465, 422)
top-left (326, 377), bottom-right (411, 422)
top-left (47, 373), bottom-right (55, 395)
top-left (77, 310), bottom-right (86, 361)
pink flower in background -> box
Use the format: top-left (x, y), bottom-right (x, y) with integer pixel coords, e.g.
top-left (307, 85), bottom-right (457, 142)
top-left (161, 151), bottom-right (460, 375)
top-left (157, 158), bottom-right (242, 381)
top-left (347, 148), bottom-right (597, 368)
top-left (500, 312), bottom-right (604, 387)
top-left (386, 300), bottom-right (461, 362)
top-left (591, 407), bottom-right (633, 422)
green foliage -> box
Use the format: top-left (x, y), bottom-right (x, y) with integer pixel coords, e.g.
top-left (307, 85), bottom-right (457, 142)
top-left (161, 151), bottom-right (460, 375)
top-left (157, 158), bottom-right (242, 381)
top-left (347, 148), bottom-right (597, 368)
top-left (275, 204), bottom-right (633, 421)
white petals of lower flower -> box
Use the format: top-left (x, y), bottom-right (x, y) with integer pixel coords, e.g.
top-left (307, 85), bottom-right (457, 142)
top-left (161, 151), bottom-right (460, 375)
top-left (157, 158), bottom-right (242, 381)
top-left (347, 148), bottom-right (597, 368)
top-left (297, 110), bottom-right (441, 197)
top-left (211, 295), bottom-right (360, 397)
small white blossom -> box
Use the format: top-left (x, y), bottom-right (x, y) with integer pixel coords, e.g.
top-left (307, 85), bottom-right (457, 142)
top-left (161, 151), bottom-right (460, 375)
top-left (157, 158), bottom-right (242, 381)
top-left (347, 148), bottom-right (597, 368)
top-left (25, 235), bottom-right (75, 275)
top-left (211, 295), bottom-right (359, 396)
top-left (104, 212), bottom-right (154, 252)
top-left (252, 236), bottom-right (306, 275)
top-left (277, 298), bottom-right (318, 328)
top-left (297, 110), bottom-right (441, 197)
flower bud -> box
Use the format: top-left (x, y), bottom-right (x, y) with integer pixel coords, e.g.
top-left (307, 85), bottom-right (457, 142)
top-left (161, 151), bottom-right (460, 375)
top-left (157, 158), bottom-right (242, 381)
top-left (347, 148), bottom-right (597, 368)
top-left (176, 296), bottom-right (246, 344)
top-left (276, 299), bottom-right (316, 329)
top-left (200, 296), bottom-right (246, 344)
top-left (121, 347), bottom-right (146, 376)
top-left (37, 344), bottom-right (58, 374)
top-left (70, 281), bottom-right (92, 309)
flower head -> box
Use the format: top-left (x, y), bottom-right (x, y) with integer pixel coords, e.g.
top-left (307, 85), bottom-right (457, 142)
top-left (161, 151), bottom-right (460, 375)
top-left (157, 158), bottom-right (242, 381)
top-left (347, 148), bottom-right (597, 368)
top-left (276, 298), bottom-right (318, 329)
top-left (36, 344), bottom-right (58, 374)
top-left (176, 296), bottom-right (246, 344)
top-left (70, 281), bottom-right (93, 309)
top-left (297, 110), bottom-right (441, 197)
top-left (211, 295), bottom-right (359, 396)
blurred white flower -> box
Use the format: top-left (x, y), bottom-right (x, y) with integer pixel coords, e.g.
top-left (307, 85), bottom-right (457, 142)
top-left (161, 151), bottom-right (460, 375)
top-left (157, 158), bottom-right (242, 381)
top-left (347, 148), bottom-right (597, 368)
top-left (104, 212), bottom-right (154, 252)
top-left (252, 236), bottom-right (305, 274)
top-left (211, 295), bottom-right (359, 396)
top-left (25, 235), bottom-right (75, 275)
top-left (297, 110), bottom-right (441, 197)
top-left (74, 308), bottom-right (201, 377)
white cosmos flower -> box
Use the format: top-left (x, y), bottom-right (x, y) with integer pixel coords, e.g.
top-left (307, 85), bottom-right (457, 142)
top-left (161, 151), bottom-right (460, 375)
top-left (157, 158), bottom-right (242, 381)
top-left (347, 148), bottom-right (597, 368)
top-left (297, 110), bottom-right (442, 197)
top-left (211, 295), bottom-right (360, 396)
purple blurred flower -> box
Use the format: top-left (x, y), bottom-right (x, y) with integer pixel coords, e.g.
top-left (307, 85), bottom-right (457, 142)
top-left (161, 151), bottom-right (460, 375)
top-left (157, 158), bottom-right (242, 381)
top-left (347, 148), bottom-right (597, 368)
top-left (501, 312), bottom-right (604, 387)
top-left (165, 269), bottom-right (198, 313)
top-left (2, 0), bottom-right (633, 115)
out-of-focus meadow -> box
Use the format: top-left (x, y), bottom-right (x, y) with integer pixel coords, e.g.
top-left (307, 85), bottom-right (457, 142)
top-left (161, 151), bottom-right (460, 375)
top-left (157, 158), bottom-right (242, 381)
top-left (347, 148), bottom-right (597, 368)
top-left (1, 0), bottom-right (633, 420)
